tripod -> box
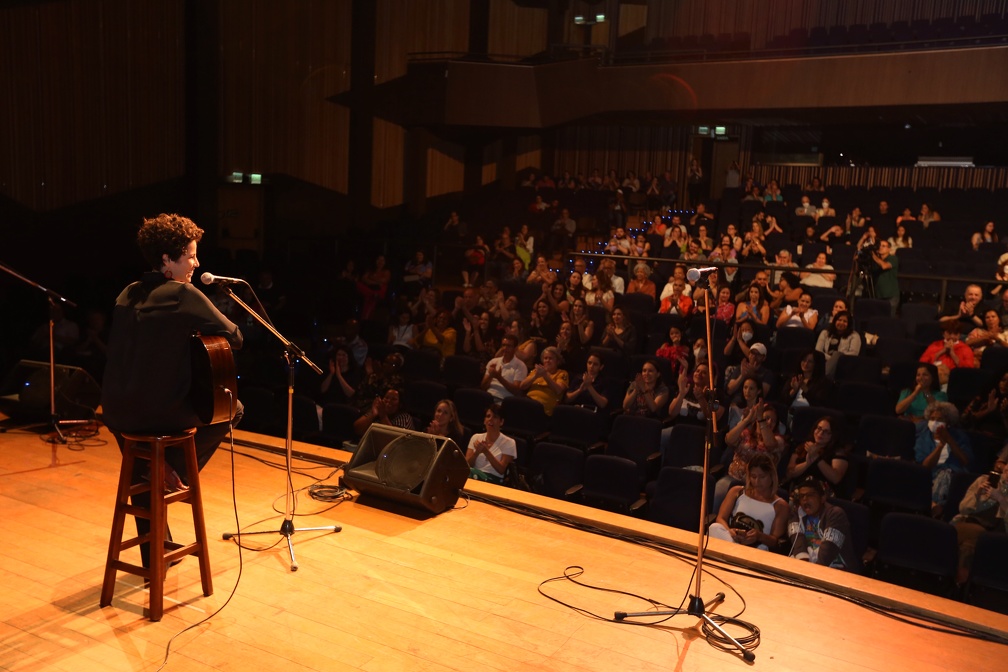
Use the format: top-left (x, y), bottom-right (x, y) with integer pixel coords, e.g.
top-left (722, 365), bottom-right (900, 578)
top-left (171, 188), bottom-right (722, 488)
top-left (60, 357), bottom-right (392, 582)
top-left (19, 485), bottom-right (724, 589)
top-left (845, 249), bottom-right (876, 307)
top-left (0, 261), bottom-right (92, 442)
top-left (218, 283), bottom-right (340, 571)
top-left (613, 275), bottom-right (757, 662)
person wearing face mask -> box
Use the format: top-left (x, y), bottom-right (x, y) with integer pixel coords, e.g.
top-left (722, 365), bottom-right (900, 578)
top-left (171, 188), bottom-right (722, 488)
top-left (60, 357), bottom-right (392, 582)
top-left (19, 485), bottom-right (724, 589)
top-left (919, 317), bottom-right (976, 385)
top-left (723, 319), bottom-right (756, 372)
top-left (915, 401), bottom-right (974, 517)
top-left (816, 198), bottom-right (835, 220)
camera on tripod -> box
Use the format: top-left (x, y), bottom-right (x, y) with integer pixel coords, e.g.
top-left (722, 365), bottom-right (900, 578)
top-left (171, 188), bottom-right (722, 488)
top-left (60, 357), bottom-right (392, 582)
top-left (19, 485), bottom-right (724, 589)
top-left (856, 239), bottom-right (880, 266)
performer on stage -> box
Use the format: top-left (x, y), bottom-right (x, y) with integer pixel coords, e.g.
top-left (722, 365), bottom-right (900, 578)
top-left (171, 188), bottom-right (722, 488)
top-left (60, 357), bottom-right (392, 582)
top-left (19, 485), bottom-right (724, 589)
top-left (102, 213), bottom-right (243, 568)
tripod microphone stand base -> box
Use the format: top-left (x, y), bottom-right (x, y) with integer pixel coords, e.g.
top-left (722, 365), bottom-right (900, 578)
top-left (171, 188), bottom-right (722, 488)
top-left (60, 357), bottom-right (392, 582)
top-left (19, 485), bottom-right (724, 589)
top-left (615, 592), bottom-right (756, 662)
top-left (223, 518), bottom-right (341, 572)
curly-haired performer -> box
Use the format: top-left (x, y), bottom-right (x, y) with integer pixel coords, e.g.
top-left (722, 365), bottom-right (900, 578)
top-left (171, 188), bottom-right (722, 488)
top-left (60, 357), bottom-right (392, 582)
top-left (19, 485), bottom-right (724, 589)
top-left (102, 213), bottom-right (243, 568)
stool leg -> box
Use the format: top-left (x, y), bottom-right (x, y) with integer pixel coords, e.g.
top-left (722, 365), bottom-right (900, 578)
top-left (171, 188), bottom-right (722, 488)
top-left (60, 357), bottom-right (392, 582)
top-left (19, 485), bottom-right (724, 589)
top-left (183, 438), bottom-right (213, 597)
top-left (100, 443), bottom-right (138, 608)
top-left (148, 441), bottom-right (166, 621)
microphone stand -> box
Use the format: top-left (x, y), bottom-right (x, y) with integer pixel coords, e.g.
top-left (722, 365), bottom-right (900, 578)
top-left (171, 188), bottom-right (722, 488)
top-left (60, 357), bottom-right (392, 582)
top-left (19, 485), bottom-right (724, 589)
top-left (613, 272), bottom-right (757, 663)
top-left (216, 282), bottom-right (341, 571)
top-left (0, 261), bottom-right (89, 443)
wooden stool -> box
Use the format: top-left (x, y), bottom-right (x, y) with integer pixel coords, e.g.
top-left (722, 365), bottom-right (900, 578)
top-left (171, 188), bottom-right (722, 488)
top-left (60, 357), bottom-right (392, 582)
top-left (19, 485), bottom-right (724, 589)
top-left (100, 428), bottom-right (213, 621)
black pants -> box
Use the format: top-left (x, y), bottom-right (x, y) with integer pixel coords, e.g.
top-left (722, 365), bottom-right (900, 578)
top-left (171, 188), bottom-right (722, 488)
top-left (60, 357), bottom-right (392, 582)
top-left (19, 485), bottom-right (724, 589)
top-left (111, 401), bottom-right (243, 567)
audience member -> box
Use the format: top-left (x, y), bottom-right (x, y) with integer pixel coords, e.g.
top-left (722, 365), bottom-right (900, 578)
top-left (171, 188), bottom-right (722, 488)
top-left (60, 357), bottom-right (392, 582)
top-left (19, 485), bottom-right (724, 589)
top-left (519, 346), bottom-right (569, 416)
top-left (600, 306), bottom-right (637, 357)
top-left (895, 362), bottom-right (948, 423)
top-left (965, 308), bottom-right (1008, 361)
top-left (915, 401), bottom-right (973, 517)
top-left (564, 352), bottom-right (611, 411)
top-left (708, 453), bottom-right (789, 552)
top-left (626, 261), bottom-right (657, 299)
top-left (352, 385), bottom-right (414, 437)
top-left (465, 403), bottom-right (517, 484)
top-left (919, 318), bottom-right (976, 383)
top-left (816, 310), bottom-right (861, 376)
top-left (462, 236), bottom-right (489, 288)
top-left (962, 370), bottom-right (1008, 442)
top-left (622, 359), bottom-right (670, 419)
top-left (787, 474), bottom-right (858, 571)
top-left (800, 252), bottom-right (836, 289)
top-left (481, 333), bottom-right (528, 402)
top-left (785, 415), bottom-right (849, 495)
top-left (951, 449), bottom-right (1008, 584)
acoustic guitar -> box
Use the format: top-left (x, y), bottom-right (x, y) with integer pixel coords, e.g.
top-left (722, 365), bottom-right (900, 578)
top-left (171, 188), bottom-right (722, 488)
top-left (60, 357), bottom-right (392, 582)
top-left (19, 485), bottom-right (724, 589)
top-left (189, 333), bottom-right (238, 425)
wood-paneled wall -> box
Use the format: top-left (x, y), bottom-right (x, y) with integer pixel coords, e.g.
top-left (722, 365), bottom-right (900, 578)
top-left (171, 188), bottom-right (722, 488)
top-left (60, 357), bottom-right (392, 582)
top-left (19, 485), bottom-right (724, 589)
top-left (751, 164), bottom-right (1008, 192)
top-left (371, 118), bottom-right (405, 208)
top-left (488, 0), bottom-right (549, 58)
top-left (0, 0), bottom-right (186, 211)
top-left (375, 0), bottom-right (470, 83)
top-left (645, 0), bottom-right (1008, 49)
top-left (218, 0), bottom-right (352, 196)
top-left (551, 125), bottom-right (693, 184)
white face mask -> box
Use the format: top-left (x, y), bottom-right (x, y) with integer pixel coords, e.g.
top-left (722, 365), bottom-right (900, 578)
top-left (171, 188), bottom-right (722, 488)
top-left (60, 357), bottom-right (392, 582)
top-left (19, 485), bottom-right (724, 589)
top-left (928, 420), bottom-right (945, 434)
top-left (741, 331), bottom-right (754, 343)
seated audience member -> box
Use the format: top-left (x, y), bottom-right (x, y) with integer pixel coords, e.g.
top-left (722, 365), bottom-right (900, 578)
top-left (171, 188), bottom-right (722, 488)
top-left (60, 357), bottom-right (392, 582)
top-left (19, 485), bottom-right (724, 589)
top-left (419, 309), bottom-right (457, 359)
top-left (528, 298), bottom-right (561, 345)
top-left (600, 306), bottom-right (637, 357)
top-left (728, 376), bottom-right (764, 430)
top-left (462, 311), bottom-right (497, 363)
top-left (623, 359), bottom-right (670, 419)
top-left (785, 415), bottom-right (849, 495)
top-left (565, 270), bottom-right (587, 304)
top-left (655, 325), bottom-right (689, 377)
top-left (461, 236), bottom-right (490, 289)
top-left (585, 272), bottom-right (616, 313)
top-left (388, 308), bottom-right (418, 351)
top-left (787, 475), bottom-right (858, 571)
top-left (659, 277), bottom-right (695, 317)
top-left (769, 249), bottom-right (799, 286)
top-left (626, 261), bottom-right (657, 299)
top-left (403, 250), bottom-right (433, 294)
top-left (567, 298), bottom-right (595, 349)
top-left (526, 255), bottom-right (557, 286)
top-left (918, 202), bottom-right (941, 228)
top-left (962, 370), bottom-right (1008, 443)
top-left (889, 223), bottom-right (913, 250)
top-left (356, 255), bottom-right (391, 320)
top-left (695, 224), bottom-right (714, 255)
top-left (355, 352), bottom-right (404, 408)
top-left (723, 320), bottom-right (755, 370)
top-left (481, 334), bottom-right (528, 402)
top-left (607, 226), bottom-right (633, 256)
top-left (943, 283), bottom-right (985, 331)
top-left (502, 257), bottom-right (527, 282)
top-left (735, 283), bottom-right (770, 326)
top-left (815, 310), bottom-right (861, 377)
top-left (895, 363), bottom-right (947, 423)
top-left (353, 386), bottom-right (414, 437)
top-left (465, 403), bottom-right (517, 484)
top-left (951, 447), bottom-right (1008, 584)
top-left (919, 318), bottom-right (976, 383)
top-left (519, 346), bottom-right (569, 416)
top-left (769, 272), bottom-right (803, 315)
top-left (781, 350), bottom-right (832, 410)
top-left (725, 342), bottom-right (774, 399)
top-left (708, 454), bottom-right (790, 552)
top-left (965, 308), bottom-right (1008, 361)
top-left (564, 351), bottom-right (611, 411)
top-left (915, 401), bottom-right (974, 517)
top-left (992, 253), bottom-right (1008, 299)
top-left (717, 401), bottom-right (786, 514)
top-left (705, 285), bottom-right (735, 326)
top-left (800, 253), bottom-right (836, 289)
top-left (318, 346), bottom-right (361, 406)
top-left (776, 291), bottom-right (818, 331)
top-left (795, 195), bottom-right (817, 217)
top-left (426, 399), bottom-right (465, 448)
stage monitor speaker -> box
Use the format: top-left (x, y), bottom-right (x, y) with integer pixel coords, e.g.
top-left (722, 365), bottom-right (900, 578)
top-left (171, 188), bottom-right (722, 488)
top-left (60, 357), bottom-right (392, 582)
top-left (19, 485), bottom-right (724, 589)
top-left (0, 360), bottom-right (101, 420)
top-left (341, 424), bottom-right (469, 515)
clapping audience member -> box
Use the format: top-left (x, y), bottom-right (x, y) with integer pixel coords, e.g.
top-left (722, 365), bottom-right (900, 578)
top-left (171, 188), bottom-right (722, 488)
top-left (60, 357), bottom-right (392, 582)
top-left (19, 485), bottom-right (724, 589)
top-left (585, 271), bottom-right (616, 312)
top-left (481, 334), bottom-right (528, 402)
top-left (965, 308), bottom-right (1008, 361)
top-left (352, 386), bottom-right (414, 437)
top-left (655, 325), bottom-right (689, 377)
top-left (708, 454), bottom-right (789, 552)
top-left (568, 298), bottom-right (595, 348)
top-left (775, 291), bottom-right (818, 331)
top-left (735, 283), bottom-right (770, 326)
top-left (622, 359), bottom-right (670, 419)
top-left (713, 286), bottom-right (736, 327)
top-left (600, 306), bottom-right (636, 357)
top-left (419, 309), bottom-right (457, 359)
top-left (462, 311), bottom-right (497, 363)
top-left (785, 416), bottom-right (848, 495)
top-left (564, 352), bottom-right (611, 411)
top-left (388, 309), bottom-right (417, 350)
top-left (465, 404), bottom-right (517, 484)
top-left (914, 401), bottom-right (974, 517)
top-left (717, 402), bottom-right (786, 513)
top-left (318, 346), bottom-right (360, 406)
top-left (781, 350), bottom-right (832, 411)
top-left (519, 346), bottom-right (569, 416)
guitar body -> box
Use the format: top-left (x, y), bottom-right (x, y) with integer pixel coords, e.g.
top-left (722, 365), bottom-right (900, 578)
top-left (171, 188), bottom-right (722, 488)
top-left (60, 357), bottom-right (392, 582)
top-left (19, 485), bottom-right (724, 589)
top-left (190, 334), bottom-right (238, 425)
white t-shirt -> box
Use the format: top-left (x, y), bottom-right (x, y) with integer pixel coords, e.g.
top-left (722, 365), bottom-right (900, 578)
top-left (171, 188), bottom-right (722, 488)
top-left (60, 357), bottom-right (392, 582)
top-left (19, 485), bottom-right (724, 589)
top-left (485, 355), bottom-right (528, 401)
top-left (467, 431), bottom-right (518, 478)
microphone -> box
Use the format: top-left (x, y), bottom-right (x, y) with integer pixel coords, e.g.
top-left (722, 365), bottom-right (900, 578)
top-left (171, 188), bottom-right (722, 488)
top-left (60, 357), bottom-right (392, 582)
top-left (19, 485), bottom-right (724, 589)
top-left (686, 266), bottom-right (718, 283)
top-left (200, 271), bottom-right (245, 285)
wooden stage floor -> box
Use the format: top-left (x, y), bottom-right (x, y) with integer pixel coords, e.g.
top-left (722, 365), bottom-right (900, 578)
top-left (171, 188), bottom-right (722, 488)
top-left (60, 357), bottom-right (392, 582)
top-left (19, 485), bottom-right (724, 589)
top-left (1, 421), bottom-right (1007, 671)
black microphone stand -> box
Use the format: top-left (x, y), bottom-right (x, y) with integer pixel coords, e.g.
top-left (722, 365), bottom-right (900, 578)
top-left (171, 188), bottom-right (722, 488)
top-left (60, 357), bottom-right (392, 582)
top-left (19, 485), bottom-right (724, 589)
top-left (216, 281), bottom-right (340, 571)
top-left (614, 272), bottom-right (757, 662)
top-left (0, 261), bottom-right (90, 443)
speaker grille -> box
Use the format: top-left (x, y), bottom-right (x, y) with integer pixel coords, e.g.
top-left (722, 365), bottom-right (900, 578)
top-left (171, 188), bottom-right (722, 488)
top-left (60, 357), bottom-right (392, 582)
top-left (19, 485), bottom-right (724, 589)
top-left (375, 435), bottom-right (436, 491)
